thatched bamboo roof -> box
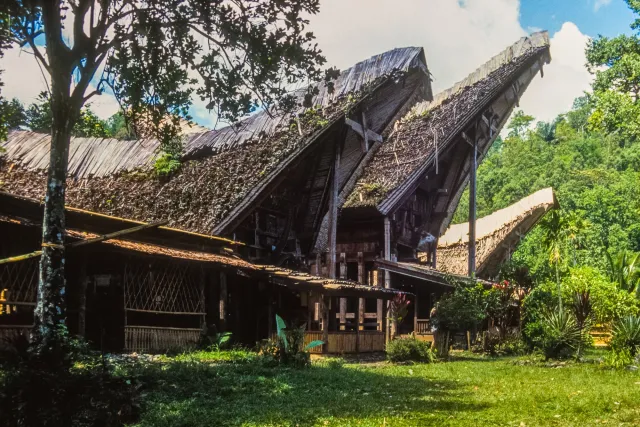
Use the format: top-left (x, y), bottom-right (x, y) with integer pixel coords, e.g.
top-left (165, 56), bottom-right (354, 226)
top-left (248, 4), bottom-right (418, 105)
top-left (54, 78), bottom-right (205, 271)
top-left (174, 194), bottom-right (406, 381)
top-left (436, 187), bottom-right (557, 278)
top-left (0, 47), bottom-right (429, 237)
top-left (343, 32), bottom-right (551, 212)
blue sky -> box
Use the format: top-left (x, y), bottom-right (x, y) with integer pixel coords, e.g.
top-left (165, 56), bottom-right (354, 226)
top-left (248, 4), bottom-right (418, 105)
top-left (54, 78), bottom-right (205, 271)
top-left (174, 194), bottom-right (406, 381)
top-left (521, 0), bottom-right (635, 37)
top-left (1, 0), bottom-right (637, 128)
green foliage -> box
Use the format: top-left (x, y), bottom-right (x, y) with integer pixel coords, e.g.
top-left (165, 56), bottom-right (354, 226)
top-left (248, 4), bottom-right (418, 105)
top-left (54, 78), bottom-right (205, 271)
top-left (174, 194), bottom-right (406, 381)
top-left (260, 314), bottom-right (323, 368)
top-left (611, 315), bottom-right (640, 357)
top-left (432, 282), bottom-right (495, 332)
top-left (523, 267), bottom-right (638, 349)
top-left (539, 310), bottom-right (583, 360)
top-left (198, 325), bottom-right (233, 351)
top-left (153, 152), bottom-right (182, 177)
top-left (386, 337), bottom-right (436, 363)
top-left (388, 293), bottom-right (411, 325)
top-left (483, 330), bottom-right (528, 356)
top-left (0, 97), bottom-right (26, 131)
top-left (21, 92), bottom-right (113, 138)
top-left (606, 250), bottom-right (640, 296)
top-left (507, 110), bottom-right (535, 137)
top-left (0, 331), bottom-right (140, 426)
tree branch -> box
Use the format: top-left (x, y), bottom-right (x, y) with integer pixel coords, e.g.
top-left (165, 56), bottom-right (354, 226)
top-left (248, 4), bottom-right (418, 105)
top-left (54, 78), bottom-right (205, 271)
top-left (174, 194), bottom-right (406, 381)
top-left (82, 88), bottom-right (102, 104)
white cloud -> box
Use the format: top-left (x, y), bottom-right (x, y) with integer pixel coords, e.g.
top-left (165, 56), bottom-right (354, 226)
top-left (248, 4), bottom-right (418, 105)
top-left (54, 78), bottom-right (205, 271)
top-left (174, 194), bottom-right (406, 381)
top-left (594, 0), bottom-right (613, 12)
top-left (519, 22), bottom-right (593, 123)
top-left (1, 47), bottom-right (50, 105)
top-left (310, 0), bottom-right (592, 124)
top-left (0, 45), bottom-right (119, 119)
top-left (1, 1), bottom-right (593, 127)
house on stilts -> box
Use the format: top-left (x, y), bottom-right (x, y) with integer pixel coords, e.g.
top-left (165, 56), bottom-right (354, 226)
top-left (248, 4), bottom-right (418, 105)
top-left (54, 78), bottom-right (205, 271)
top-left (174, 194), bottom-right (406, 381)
top-left (0, 32), bottom-right (551, 353)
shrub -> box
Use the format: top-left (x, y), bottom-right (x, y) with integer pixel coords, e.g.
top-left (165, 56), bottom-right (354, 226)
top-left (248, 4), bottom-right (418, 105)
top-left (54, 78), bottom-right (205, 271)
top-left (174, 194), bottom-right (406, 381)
top-left (610, 315), bottom-right (640, 358)
top-left (258, 314), bottom-right (323, 368)
top-left (521, 282), bottom-right (556, 349)
top-left (198, 324), bottom-right (232, 351)
top-left (432, 281), bottom-right (493, 332)
top-left (539, 310), bottom-right (583, 360)
top-left (0, 329), bottom-right (140, 426)
top-left (386, 337), bottom-right (436, 363)
top-left (522, 267), bottom-right (638, 349)
top-left (484, 330), bottom-right (527, 356)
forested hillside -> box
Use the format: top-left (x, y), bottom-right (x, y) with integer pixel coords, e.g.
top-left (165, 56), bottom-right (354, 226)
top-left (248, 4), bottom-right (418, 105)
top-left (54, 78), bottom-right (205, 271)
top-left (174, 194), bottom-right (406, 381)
top-left (452, 6), bottom-right (640, 284)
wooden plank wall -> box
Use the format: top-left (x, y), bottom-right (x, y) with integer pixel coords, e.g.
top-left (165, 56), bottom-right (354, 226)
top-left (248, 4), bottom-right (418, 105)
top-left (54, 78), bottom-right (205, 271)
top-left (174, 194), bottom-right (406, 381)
top-left (305, 331), bottom-right (384, 354)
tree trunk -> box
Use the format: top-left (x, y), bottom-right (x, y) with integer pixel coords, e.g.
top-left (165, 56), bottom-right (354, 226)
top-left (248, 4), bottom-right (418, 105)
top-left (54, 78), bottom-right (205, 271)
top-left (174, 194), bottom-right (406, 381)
top-left (34, 110), bottom-right (74, 348)
top-left (33, 17), bottom-right (77, 347)
top-left (555, 260), bottom-right (562, 311)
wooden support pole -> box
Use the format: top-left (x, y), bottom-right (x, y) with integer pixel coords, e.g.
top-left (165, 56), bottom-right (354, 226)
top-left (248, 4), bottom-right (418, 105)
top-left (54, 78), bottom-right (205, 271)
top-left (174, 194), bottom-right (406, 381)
top-left (355, 294), bottom-right (361, 353)
top-left (383, 216), bottom-right (394, 343)
top-left (468, 124), bottom-right (478, 278)
top-left (77, 255), bottom-right (87, 338)
top-left (322, 295), bottom-right (330, 353)
top-left (0, 220), bottom-right (168, 265)
top-left (219, 271), bottom-right (228, 332)
top-left (267, 291), bottom-right (274, 338)
top-left (357, 252), bottom-right (365, 331)
top-left (327, 139), bottom-right (342, 280)
top-left (339, 253), bottom-right (347, 330)
top-left (414, 292), bottom-right (419, 336)
top-left (315, 253), bottom-right (321, 276)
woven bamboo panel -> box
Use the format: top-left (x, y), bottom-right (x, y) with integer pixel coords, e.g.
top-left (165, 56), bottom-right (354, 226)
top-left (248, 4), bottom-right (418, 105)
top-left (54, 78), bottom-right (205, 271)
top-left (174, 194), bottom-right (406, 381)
top-left (125, 326), bottom-right (201, 352)
top-left (0, 258), bottom-right (38, 303)
top-left (124, 261), bottom-right (204, 314)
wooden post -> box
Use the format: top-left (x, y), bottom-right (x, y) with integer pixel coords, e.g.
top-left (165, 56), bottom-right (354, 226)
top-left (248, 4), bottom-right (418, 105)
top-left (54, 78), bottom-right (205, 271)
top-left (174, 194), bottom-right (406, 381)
top-left (355, 294), bottom-right (361, 353)
top-left (322, 295), bottom-right (330, 353)
top-left (383, 217), bottom-right (394, 343)
top-left (373, 269), bottom-right (383, 332)
top-left (357, 252), bottom-right (365, 331)
top-left (327, 139), bottom-right (342, 280)
top-left (315, 253), bottom-right (322, 276)
top-left (413, 292), bottom-right (419, 336)
top-left (219, 271), bottom-right (227, 332)
top-left (339, 253), bottom-right (347, 330)
top-left (468, 124), bottom-right (478, 277)
top-left (199, 267), bottom-right (206, 331)
top-left (77, 256), bottom-right (87, 338)
top-left (267, 291), bottom-right (273, 338)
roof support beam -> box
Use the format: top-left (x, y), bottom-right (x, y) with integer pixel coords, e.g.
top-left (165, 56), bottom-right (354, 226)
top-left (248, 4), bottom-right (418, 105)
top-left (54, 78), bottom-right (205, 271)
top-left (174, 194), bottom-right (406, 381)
top-left (327, 135), bottom-right (343, 279)
top-left (345, 117), bottom-right (384, 149)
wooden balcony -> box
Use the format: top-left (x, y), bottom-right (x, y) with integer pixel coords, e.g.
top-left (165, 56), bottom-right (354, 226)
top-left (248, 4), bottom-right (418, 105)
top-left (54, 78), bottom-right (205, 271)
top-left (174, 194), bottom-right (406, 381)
top-left (415, 319), bottom-right (432, 335)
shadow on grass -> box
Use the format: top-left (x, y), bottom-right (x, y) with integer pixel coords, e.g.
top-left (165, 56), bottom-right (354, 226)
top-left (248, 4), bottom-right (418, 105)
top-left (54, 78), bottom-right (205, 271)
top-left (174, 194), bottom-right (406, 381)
top-left (133, 359), bottom-right (488, 426)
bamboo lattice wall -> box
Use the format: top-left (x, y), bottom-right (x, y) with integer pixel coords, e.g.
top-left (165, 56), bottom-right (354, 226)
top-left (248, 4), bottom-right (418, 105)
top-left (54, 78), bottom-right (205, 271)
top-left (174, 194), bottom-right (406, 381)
top-left (0, 258), bottom-right (38, 340)
top-left (123, 260), bottom-right (205, 352)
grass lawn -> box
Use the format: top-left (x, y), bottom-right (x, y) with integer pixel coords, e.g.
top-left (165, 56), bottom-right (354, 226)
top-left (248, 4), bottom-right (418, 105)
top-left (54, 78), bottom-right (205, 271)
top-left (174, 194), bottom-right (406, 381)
top-left (131, 351), bottom-right (640, 426)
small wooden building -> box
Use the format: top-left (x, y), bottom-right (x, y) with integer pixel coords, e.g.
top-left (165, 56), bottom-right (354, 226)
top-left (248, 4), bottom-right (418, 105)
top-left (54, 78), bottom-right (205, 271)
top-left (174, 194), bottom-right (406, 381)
top-left (0, 33), bottom-right (552, 352)
top-left (0, 192), bottom-right (405, 352)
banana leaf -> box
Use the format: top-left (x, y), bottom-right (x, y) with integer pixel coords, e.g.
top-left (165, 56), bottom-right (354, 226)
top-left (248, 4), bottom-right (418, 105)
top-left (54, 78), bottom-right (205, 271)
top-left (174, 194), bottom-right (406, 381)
top-left (275, 314), bottom-right (288, 350)
top-left (304, 340), bottom-right (324, 350)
